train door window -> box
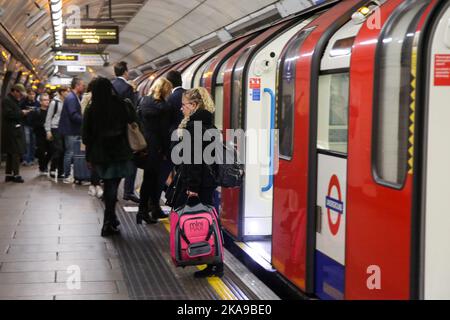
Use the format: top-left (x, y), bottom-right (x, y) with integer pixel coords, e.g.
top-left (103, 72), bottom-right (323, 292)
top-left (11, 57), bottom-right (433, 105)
top-left (277, 27), bottom-right (314, 160)
top-left (214, 58), bottom-right (231, 131)
top-left (317, 73), bottom-right (349, 154)
top-left (193, 58), bottom-right (214, 88)
top-left (373, 0), bottom-right (429, 187)
top-left (231, 46), bottom-right (254, 130)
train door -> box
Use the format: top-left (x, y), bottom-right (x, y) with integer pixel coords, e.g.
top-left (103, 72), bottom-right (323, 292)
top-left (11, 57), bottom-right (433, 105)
top-left (421, 0), bottom-right (450, 300)
top-left (272, 0), bottom-right (366, 294)
top-left (314, 18), bottom-right (364, 300)
top-left (241, 18), bottom-right (315, 262)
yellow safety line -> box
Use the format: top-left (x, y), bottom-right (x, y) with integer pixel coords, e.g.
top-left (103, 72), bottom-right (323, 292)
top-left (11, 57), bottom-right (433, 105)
top-left (161, 219), bottom-right (238, 300)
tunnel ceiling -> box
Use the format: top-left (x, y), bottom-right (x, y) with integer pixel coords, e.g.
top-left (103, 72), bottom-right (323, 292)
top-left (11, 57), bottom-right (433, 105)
top-left (0, 0), bottom-right (318, 80)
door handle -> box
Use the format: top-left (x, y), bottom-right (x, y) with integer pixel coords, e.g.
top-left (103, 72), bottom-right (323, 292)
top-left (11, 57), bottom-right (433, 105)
top-left (316, 205), bottom-right (322, 234)
top-left (261, 88), bottom-right (276, 192)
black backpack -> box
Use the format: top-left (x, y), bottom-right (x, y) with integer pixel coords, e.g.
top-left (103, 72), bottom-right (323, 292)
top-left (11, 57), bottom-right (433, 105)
top-left (205, 127), bottom-right (245, 188)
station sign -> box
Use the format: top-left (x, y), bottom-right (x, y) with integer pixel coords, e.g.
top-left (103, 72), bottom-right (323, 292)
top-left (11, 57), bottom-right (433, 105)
top-left (64, 26), bottom-right (119, 45)
top-left (54, 53), bottom-right (109, 67)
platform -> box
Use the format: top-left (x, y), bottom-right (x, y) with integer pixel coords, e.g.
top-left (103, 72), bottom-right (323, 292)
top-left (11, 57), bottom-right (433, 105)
top-left (0, 165), bottom-right (278, 300)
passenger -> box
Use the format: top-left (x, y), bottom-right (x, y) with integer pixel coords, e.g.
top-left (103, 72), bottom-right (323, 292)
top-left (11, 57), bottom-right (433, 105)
top-left (112, 61), bottom-right (140, 204)
top-left (136, 77), bottom-right (173, 224)
top-left (29, 93), bottom-right (52, 175)
top-left (172, 87), bottom-right (223, 278)
top-left (45, 86), bottom-right (69, 179)
top-left (2, 84), bottom-right (29, 183)
top-left (82, 77), bottom-right (137, 236)
top-left (161, 71), bottom-right (186, 196)
top-left (58, 77), bottom-right (85, 184)
top-left (20, 88), bottom-right (39, 166)
top-left (81, 79), bottom-right (103, 199)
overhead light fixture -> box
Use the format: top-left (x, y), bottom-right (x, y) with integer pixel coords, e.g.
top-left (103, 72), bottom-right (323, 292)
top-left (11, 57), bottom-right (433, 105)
top-left (39, 47), bottom-right (53, 59)
top-left (35, 33), bottom-right (52, 47)
top-left (49, 0), bottom-right (63, 47)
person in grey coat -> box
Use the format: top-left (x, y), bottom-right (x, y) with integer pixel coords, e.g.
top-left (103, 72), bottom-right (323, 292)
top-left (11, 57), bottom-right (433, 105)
top-left (1, 84), bottom-right (29, 183)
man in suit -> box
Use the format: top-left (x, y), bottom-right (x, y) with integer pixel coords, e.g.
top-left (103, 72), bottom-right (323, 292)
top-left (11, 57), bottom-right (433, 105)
top-left (160, 71), bottom-right (186, 200)
top-left (58, 77), bottom-right (85, 184)
top-left (112, 61), bottom-right (140, 203)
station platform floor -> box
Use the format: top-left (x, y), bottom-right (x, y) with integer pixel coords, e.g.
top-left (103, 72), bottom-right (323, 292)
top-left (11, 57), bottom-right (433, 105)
top-left (0, 165), bottom-right (279, 300)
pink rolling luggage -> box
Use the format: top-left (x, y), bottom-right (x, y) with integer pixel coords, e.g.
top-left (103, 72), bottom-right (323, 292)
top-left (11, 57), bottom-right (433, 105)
top-left (170, 202), bottom-right (224, 267)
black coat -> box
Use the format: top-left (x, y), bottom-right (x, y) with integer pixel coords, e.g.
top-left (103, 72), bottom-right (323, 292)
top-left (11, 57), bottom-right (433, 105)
top-left (82, 97), bottom-right (135, 165)
top-left (138, 96), bottom-right (171, 159)
top-left (167, 87), bottom-right (185, 133)
top-left (1, 94), bottom-right (26, 154)
top-left (112, 78), bottom-right (137, 107)
top-left (176, 109), bottom-right (218, 194)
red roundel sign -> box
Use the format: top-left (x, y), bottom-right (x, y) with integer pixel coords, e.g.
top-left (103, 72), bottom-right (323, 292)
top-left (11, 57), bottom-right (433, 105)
top-left (325, 174), bottom-right (344, 236)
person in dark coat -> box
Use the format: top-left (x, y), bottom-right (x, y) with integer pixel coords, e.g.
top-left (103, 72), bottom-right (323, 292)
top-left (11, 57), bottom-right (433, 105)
top-left (19, 88), bottom-right (40, 166)
top-left (29, 93), bottom-right (52, 175)
top-left (136, 77), bottom-right (173, 224)
top-left (171, 87), bottom-right (221, 278)
top-left (82, 78), bottom-right (137, 237)
top-left (111, 61), bottom-right (140, 204)
top-left (58, 77), bottom-right (85, 183)
top-left (2, 84), bottom-right (29, 183)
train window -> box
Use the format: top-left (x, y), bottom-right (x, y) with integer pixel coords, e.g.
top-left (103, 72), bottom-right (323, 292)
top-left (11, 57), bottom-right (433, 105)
top-left (330, 37), bottom-right (355, 57)
top-left (277, 27), bottom-right (315, 159)
top-left (231, 46), bottom-right (254, 130)
top-left (373, 0), bottom-right (429, 187)
top-left (317, 73), bottom-right (349, 154)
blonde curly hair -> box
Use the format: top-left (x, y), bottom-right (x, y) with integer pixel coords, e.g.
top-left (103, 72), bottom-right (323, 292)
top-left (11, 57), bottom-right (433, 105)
top-left (148, 77), bottom-right (173, 101)
top-left (178, 87), bottom-right (215, 130)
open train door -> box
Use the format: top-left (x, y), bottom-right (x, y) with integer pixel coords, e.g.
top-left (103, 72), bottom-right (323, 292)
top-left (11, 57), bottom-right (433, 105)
top-left (418, 0), bottom-right (450, 300)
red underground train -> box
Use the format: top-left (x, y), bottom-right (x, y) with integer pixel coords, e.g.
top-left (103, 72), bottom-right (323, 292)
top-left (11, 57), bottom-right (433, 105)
top-left (135, 0), bottom-right (450, 300)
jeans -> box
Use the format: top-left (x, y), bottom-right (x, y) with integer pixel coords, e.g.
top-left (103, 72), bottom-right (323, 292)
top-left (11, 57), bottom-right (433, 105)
top-left (103, 178), bottom-right (121, 225)
top-left (23, 126), bottom-right (36, 164)
top-left (63, 135), bottom-right (79, 178)
top-left (123, 164), bottom-right (137, 196)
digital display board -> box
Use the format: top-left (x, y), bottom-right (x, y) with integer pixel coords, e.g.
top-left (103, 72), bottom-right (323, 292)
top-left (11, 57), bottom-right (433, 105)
top-left (64, 26), bottom-right (119, 45)
top-left (55, 54), bottom-right (79, 62)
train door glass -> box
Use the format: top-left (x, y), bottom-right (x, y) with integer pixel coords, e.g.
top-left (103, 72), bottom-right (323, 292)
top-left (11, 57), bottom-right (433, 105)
top-left (214, 60), bottom-right (229, 131)
top-left (315, 72), bottom-right (349, 300)
top-left (423, 2), bottom-right (450, 300)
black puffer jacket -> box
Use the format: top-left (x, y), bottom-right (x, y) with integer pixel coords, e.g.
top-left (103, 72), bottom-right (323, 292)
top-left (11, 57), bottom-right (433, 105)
top-left (176, 109), bottom-right (218, 193)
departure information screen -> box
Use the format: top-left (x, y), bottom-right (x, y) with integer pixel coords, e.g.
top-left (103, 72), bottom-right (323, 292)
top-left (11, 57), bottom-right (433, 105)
top-left (64, 26), bottom-right (119, 45)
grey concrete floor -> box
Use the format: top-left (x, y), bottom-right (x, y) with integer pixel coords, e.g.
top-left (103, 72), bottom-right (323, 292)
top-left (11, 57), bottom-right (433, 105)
top-left (0, 164), bottom-right (130, 300)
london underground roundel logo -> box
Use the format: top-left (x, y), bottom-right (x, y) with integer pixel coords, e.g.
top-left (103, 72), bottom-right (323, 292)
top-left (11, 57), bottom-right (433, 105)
top-left (325, 174), bottom-right (344, 236)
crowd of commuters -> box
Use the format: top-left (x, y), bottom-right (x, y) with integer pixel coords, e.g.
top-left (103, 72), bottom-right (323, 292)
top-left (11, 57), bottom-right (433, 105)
top-left (1, 61), bottom-right (222, 277)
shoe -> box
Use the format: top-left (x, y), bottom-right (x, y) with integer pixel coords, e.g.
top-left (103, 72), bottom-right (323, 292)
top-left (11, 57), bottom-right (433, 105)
top-left (88, 185), bottom-right (96, 197)
top-left (123, 194), bottom-right (140, 203)
top-left (5, 176), bottom-right (14, 182)
top-left (12, 176), bottom-right (25, 183)
top-left (39, 170), bottom-right (48, 176)
top-left (95, 186), bottom-right (104, 199)
top-left (136, 211), bottom-right (157, 225)
top-left (194, 264), bottom-right (224, 278)
top-left (151, 206), bottom-right (168, 220)
top-left (81, 181), bottom-right (91, 186)
top-left (63, 177), bottom-right (74, 184)
top-left (57, 174), bottom-right (65, 180)
top-left (101, 223), bottom-right (120, 237)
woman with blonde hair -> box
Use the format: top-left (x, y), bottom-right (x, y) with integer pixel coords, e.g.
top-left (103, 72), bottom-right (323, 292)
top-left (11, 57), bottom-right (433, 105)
top-left (136, 77), bottom-right (173, 224)
top-left (170, 87), bottom-right (222, 278)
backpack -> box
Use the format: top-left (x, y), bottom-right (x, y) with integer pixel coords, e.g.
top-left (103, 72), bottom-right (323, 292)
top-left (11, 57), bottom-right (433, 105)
top-left (50, 100), bottom-right (60, 122)
top-left (204, 127), bottom-right (245, 188)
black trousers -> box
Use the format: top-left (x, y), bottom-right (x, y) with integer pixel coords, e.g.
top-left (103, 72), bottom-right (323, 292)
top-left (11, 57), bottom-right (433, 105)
top-left (35, 132), bottom-right (52, 172)
top-left (139, 152), bottom-right (162, 212)
top-left (49, 129), bottom-right (64, 173)
top-left (103, 178), bottom-right (121, 225)
top-left (5, 153), bottom-right (20, 176)
top-left (91, 168), bottom-right (101, 186)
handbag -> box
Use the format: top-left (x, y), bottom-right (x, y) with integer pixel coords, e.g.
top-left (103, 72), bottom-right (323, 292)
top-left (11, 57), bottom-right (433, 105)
top-left (165, 169), bottom-right (183, 208)
top-left (127, 122), bottom-right (147, 152)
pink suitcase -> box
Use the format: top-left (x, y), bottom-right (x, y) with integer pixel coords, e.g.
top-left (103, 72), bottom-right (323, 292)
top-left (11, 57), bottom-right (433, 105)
top-left (170, 203), bottom-right (224, 267)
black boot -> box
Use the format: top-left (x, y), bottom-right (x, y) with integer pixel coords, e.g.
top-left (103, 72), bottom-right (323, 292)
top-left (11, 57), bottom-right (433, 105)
top-left (151, 205), bottom-right (167, 220)
top-left (101, 222), bottom-right (120, 237)
top-left (194, 263), bottom-right (224, 278)
top-left (136, 207), bottom-right (157, 225)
